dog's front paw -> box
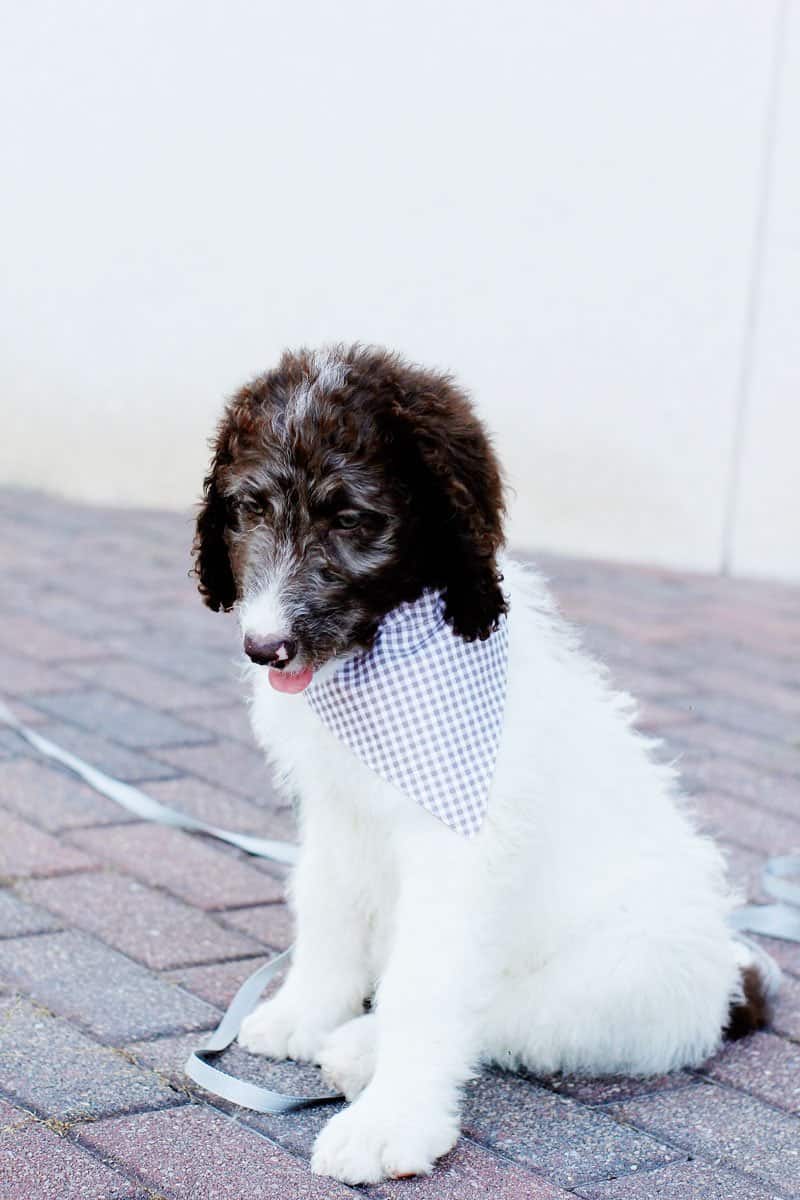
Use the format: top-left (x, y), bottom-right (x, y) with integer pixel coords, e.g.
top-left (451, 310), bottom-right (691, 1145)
top-left (311, 1094), bottom-right (459, 1184)
top-left (317, 1013), bottom-right (377, 1099)
top-left (238, 994), bottom-right (330, 1063)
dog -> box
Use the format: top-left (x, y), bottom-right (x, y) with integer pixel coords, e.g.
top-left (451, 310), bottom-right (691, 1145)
top-left (193, 344), bottom-right (772, 1185)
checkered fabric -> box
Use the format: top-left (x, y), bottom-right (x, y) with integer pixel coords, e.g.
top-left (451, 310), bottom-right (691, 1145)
top-left (305, 590), bottom-right (509, 836)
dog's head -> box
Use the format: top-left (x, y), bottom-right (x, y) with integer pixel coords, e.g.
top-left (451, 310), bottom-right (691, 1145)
top-left (193, 345), bottom-right (507, 691)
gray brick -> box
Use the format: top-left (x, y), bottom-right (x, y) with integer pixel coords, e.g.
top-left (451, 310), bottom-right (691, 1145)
top-left (610, 1081), bottom-right (800, 1195)
top-left (63, 656), bottom-right (222, 710)
top-left (0, 812), bottom-right (95, 879)
top-left (0, 757), bottom-right (126, 831)
top-left (181, 703), bottom-right (255, 745)
top-left (0, 994), bottom-right (179, 1119)
top-left (28, 688), bottom-right (212, 749)
top-left (0, 930), bottom-right (217, 1042)
top-left (106, 629), bottom-right (238, 685)
top-left (68, 823), bottom-right (285, 909)
top-left (369, 1139), bottom-right (573, 1199)
top-left (461, 1071), bottom-right (680, 1188)
top-left (0, 1098), bottom-right (144, 1200)
top-left (155, 739), bottom-right (278, 802)
top-left (21, 872), bottom-right (262, 969)
top-left (26, 719), bottom-right (179, 782)
top-left (0, 617), bottom-right (101, 662)
top-left (574, 1159), bottom-right (786, 1199)
top-left (79, 1104), bottom-right (356, 1199)
top-left (0, 888), bottom-right (61, 937)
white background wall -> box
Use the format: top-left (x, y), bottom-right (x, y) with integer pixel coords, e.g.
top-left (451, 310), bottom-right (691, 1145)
top-left (1, 1), bottom-right (797, 578)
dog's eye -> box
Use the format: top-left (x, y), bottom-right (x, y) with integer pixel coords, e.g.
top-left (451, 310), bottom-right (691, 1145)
top-left (332, 510), bottom-right (361, 531)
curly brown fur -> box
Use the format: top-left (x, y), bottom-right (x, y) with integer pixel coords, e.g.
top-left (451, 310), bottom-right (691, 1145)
top-left (723, 965), bottom-right (770, 1041)
top-left (193, 345), bottom-right (507, 665)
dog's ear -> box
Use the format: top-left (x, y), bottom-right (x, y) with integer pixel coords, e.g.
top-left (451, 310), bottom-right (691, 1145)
top-left (193, 451), bottom-right (236, 613)
top-left (394, 377), bottom-right (508, 641)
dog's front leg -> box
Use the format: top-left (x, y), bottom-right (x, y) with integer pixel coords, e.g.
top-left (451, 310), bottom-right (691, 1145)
top-left (311, 828), bottom-right (481, 1183)
top-left (238, 802), bottom-right (369, 1063)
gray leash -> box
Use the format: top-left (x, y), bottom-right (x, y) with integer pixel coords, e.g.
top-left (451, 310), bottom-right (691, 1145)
top-left (2, 698), bottom-right (795, 1112)
top-left (0, 698), bottom-right (340, 1113)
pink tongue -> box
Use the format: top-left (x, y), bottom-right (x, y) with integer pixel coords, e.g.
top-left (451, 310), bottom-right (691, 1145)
top-left (268, 665), bottom-right (314, 695)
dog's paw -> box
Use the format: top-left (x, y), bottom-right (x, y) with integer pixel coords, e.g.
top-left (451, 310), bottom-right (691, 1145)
top-left (311, 1095), bottom-right (459, 1184)
top-left (238, 995), bottom-right (330, 1063)
top-left (317, 1014), bottom-right (377, 1099)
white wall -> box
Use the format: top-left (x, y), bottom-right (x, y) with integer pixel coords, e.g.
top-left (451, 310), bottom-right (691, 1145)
top-left (0, 1), bottom-right (796, 578)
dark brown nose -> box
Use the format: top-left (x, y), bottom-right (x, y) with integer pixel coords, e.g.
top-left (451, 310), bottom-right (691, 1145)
top-left (243, 634), bottom-right (298, 668)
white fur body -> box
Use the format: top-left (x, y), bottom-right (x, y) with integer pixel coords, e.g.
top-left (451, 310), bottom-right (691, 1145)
top-left (239, 557), bottom-right (748, 1183)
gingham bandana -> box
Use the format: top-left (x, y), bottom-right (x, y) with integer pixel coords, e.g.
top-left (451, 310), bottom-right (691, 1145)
top-left (305, 590), bottom-right (509, 836)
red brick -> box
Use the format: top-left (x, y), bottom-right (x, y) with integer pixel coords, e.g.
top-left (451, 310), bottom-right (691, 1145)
top-left (691, 791), bottom-right (800, 857)
top-left (0, 757), bottom-right (126, 831)
top-left (79, 1105), bottom-right (355, 1199)
top-left (702, 1030), bottom-right (800, 1113)
top-left (181, 703), bottom-right (256, 745)
top-left (0, 812), bottom-right (95, 879)
top-left (22, 872), bottom-right (262, 969)
top-left (155, 739), bottom-right (278, 801)
top-left (369, 1138), bottom-right (573, 1199)
top-left (0, 1099), bottom-right (143, 1200)
top-left (218, 902), bottom-right (293, 949)
top-left (68, 823), bottom-right (285, 909)
top-left (165, 956), bottom-right (269, 1008)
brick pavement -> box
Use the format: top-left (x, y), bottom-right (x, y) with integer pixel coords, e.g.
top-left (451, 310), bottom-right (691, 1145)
top-left (0, 487), bottom-right (798, 1199)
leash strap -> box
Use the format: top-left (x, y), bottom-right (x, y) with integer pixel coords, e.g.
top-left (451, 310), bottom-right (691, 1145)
top-left (730, 855), bottom-right (800, 942)
top-left (0, 699), bottom-right (297, 865)
top-left (184, 948), bottom-right (341, 1112)
top-left (2, 697), bottom-right (795, 1112)
top-left (0, 698), bottom-right (340, 1112)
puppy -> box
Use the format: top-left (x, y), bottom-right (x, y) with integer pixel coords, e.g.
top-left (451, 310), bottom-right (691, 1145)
top-left (193, 345), bottom-right (771, 1184)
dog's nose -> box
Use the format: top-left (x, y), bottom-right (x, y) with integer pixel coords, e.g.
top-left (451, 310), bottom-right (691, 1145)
top-left (243, 634), bottom-right (298, 668)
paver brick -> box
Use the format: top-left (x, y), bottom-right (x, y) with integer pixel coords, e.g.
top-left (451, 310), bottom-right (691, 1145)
top-left (63, 655), bottom-right (223, 710)
top-left (691, 791), bottom-right (800, 857)
top-left (143, 775), bottom-right (293, 840)
top-left (166, 956), bottom-right (270, 1009)
top-left (25, 719), bottom-right (179, 782)
top-left (106, 629), bottom-right (237, 685)
top-left (0, 888), bottom-right (61, 937)
top-left (155, 739), bottom-right (279, 803)
top-left (0, 757), bottom-right (126, 831)
top-left (68, 823), bottom-right (285, 909)
top-left (671, 721), bottom-right (800, 780)
top-left (0, 812), bottom-right (95, 879)
top-left (574, 1159), bottom-right (787, 1199)
top-left (680, 754), bottom-right (800, 820)
top-left (0, 649), bottom-right (81, 695)
top-left (0, 994), bottom-right (179, 1119)
top-left (79, 1104), bottom-right (357, 1199)
top-left (0, 616), bottom-right (102, 662)
top-left (0, 1098), bottom-right (144, 1200)
top-left (181, 703), bottom-right (255, 745)
top-left (772, 974), bottom-right (800, 1039)
top-left (0, 930), bottom-right (217, 1042)
top-left (125, 1029), bottom-right (340, 1158)
top-left (22, 872), bottom-right (263, 969)
top-left (28, 687), bottom-right (212, 749)
top-left (610, 1081), bottom-right (800, 1195)
top-left (368, 1138), bottom-right (574, 1199)
top-left (701, 1030), bottom-right (800, 1114)
top-left (218, 903), bottom-right (293, 949)
top-left (462, 1070), bottom-right (680, 1188)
